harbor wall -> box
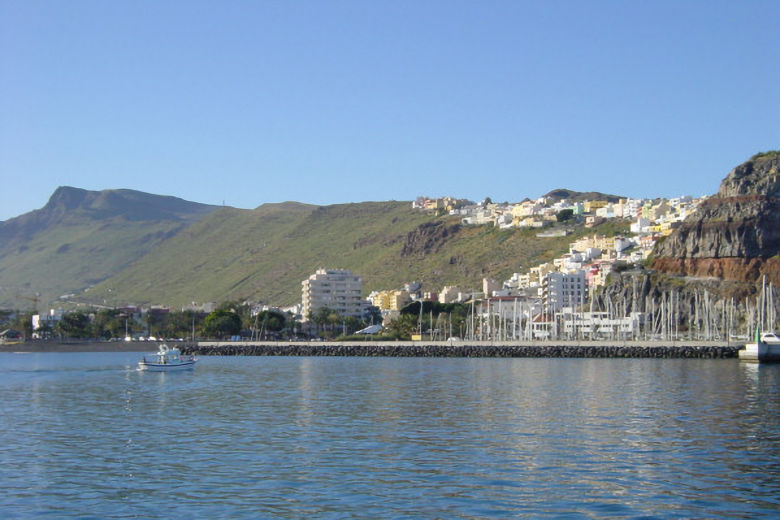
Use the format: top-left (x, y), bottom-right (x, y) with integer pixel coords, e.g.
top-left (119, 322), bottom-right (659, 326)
top-left (184, 341), bottom-right (741, 359)
top-left (0, 340), bottom-right (152, 352)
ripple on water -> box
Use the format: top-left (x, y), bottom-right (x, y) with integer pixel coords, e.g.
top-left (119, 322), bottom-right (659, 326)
top-left (0, 354), bottom-right (778, 519)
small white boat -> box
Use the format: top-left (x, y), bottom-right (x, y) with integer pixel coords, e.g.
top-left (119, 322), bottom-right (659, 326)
top-left (138, 343), bottom-right (197, 371)
top-left (740, 332), bottom-right (780, 363)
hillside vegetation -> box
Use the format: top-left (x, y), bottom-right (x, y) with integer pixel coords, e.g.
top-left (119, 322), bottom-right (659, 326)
top-left (1, 187), bottom-right (630, 310)
top-left (0, 187), bottom-right (220, 309)
top-left (81, 202), bottom-right (627, 308)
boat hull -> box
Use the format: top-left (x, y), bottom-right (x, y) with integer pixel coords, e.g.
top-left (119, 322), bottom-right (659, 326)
top-left (739, 342), bottom-right (780, 362)
top-left (138, 360), bottom-right (197, 371)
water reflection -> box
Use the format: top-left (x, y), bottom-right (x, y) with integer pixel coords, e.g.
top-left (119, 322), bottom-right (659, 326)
top-left (0, 354), bottom-right (778, 518)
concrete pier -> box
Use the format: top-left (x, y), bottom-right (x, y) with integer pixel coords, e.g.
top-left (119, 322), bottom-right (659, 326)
top-left (183, 340), bottom-right (741, 359)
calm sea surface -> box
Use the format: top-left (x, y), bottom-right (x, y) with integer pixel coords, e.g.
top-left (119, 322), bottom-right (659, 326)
top-left (0, 353), bottom-right (777, 519)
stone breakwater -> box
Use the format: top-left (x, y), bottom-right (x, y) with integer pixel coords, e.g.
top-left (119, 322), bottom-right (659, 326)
top-left (183, 341), bottom-right (741, 359)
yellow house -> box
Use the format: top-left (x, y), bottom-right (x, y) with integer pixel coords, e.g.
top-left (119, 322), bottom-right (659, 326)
top-left (594, 235), bottom-right (616, 252)
top-left (585, 200), bottom-right (608, 213)
top-left (373, 290), bottom-right (412, 311)
top-left (425, 199), bottom-right (445, 211)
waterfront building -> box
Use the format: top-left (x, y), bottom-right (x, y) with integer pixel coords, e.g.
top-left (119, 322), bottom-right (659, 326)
top-left (439, 285), bottom-right (461, 304)
top-left (370, 290), bottom-right (412, 312)
top-left (559, 308), bottom-right (644, 339)
top-left (543, 270), bottom-right (587, 313)
top-left (483, 278), bottom-right (502, 298)
top-left (530, 262), bottom-right (555, 286)
top-left (301, 268), bottom-right (369, 321)
top-left (31, 308), bottom-right (64, 338)
top-left (423, 291), bottom-right (439, 302)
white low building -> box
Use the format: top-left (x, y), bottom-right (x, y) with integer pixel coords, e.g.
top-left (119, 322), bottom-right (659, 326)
top-left (32, 309), bottom-right (64, 338)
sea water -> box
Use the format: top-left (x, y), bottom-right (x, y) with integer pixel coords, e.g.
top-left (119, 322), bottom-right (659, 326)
top-left (0, 353), bottom-right (777, 519)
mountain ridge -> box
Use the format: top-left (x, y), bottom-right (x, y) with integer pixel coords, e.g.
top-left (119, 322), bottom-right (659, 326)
top-left (0, 187), bottom-right (222, 308)
top-left (4, 154), bottom-right (775, 312)
top-left (2, 190), bottom-right (629, 309)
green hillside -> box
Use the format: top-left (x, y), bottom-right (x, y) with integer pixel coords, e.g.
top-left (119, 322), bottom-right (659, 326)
top-left (80, 201), bottom-right (628, 308)
top-left (1, 187), bottom-right (630, 310)
top-left (0, 187), bottom-right (220, 309)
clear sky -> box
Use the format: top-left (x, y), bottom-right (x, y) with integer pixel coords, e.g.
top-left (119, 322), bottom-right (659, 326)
top-left (1, 1), bottom-right (778, 221)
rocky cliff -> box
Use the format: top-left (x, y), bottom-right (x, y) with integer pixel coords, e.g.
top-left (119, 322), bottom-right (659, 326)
top-left (651, 152), bottom-right (780, 284)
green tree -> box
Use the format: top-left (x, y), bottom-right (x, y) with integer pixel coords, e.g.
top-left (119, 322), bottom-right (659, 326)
top-left (35, 322), bottom-right (54, 339)
top-left (252, 310), bottom-right (287, 339)
top-left (0, 309), bottom-right (13, 329)
top-left (11, 311), bottom-right (33, 338)
top-left (203, 309), bottom-right (242, 339)
top-left (56, 312), bottom-right (91, 339)
top-left (339, 316), bottom-right (362, 337)
top-left (158, 310), bottom-right (203, 340)
top-left (145, 311), bottom-right (170, 339)
top-left (365, 306), bottom-right (382, 325)
top-left (385, 314), bottom-right (419, 340)
top-left (284, 312), bottom-right (300, 339)
top-left (310, 306), bottom-right (332, 337)
top-left (556, 209), bottom-right (574, 222)
top-left (217, 301), bottom-right (252, 330)
top-left (92, 309), bottom-right (124, 339)
top-left (399, 301), bottom-right (470, 339)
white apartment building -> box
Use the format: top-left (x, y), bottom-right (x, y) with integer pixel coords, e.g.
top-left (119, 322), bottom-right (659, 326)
top-left (543, 270), bottom-right (587, 313)
top-left (439, 285), bottom-right (461, 304)
top-left (31, 308), bottom-right (64, 338)
top-left (301, 268), bottom-right (368, 321)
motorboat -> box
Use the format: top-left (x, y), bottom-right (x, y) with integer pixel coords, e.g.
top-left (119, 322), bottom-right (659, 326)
top-left (739, 331), bottom-right (780, 362)
top-left (138, 343), bottom-right (197, 371)
top-left (760, 332), bottom-right (780, 344)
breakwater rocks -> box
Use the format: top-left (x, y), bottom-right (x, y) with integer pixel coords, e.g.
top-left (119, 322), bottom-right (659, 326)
top-left (183, 341), bottom-right (741, 359)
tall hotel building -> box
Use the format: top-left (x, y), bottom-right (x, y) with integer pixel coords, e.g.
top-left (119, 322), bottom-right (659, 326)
top-left (301, 269), bottom-right (368, 321)
top-left (542, 270), bottom-right (588, 313)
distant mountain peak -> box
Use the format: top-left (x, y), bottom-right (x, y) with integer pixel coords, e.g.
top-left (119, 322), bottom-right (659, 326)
top-left (544, 188), bottom-right (576, 200)
top-left (43, 186), bottom-right (90, 213)
top-left (543, 188), bottom-right (624, 203)
top-left (36, 186), bottom-right (222, 224)
top-left (0, 186), bottom-right (225, 309)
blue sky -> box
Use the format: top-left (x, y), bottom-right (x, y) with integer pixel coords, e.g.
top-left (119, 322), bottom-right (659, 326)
top-left (1, 1), bottom-right (778, 221)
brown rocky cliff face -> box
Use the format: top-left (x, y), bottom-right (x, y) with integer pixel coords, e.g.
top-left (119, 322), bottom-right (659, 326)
top-left (651, 153), bottom-right (780, 285)
top-left (401, 221), bottom-right (461, 258)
